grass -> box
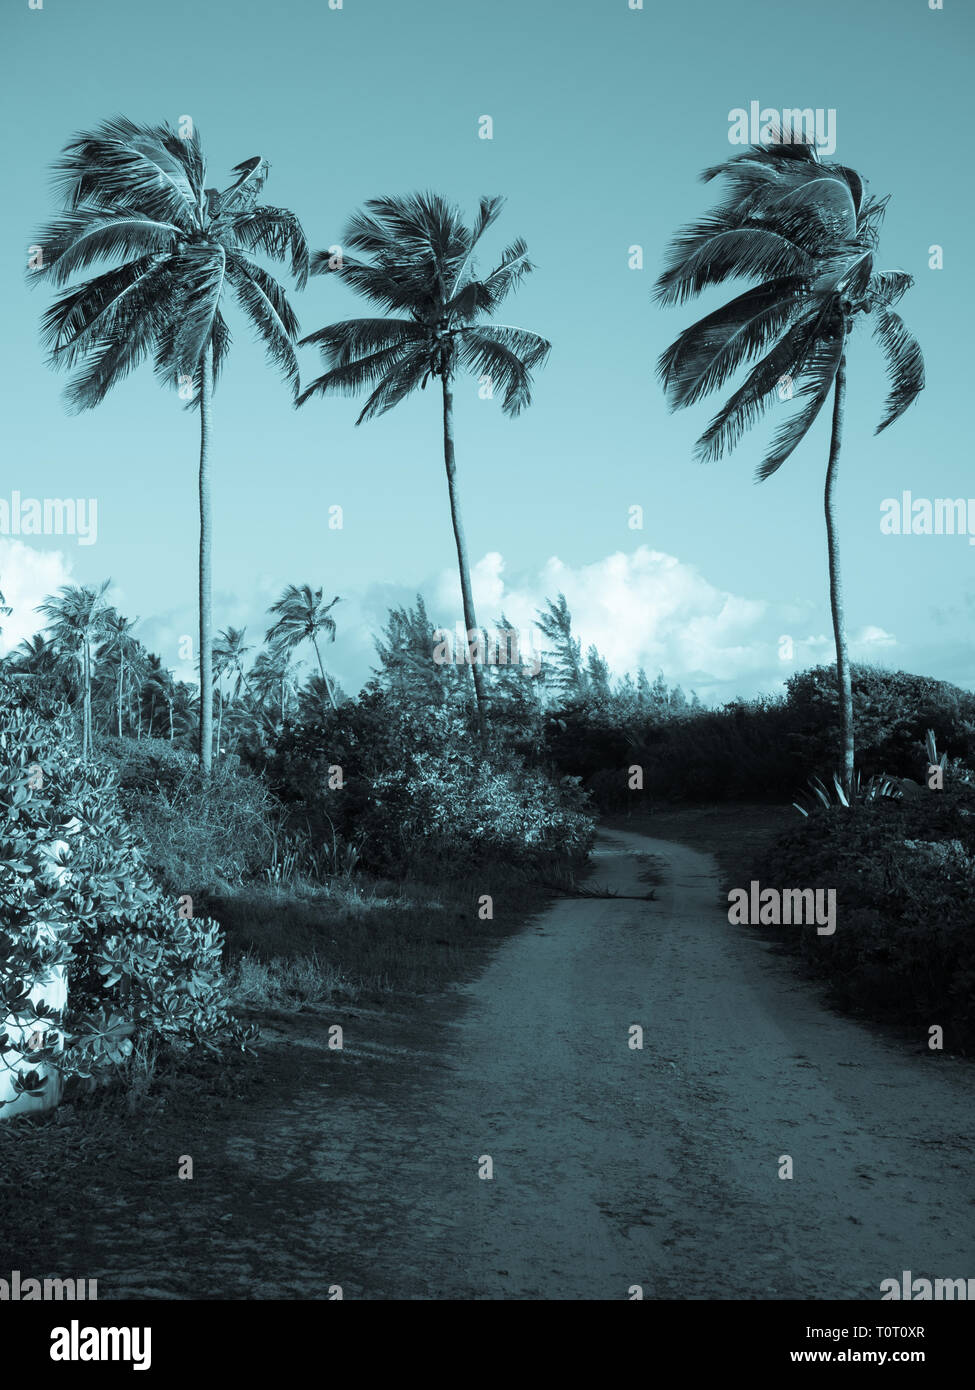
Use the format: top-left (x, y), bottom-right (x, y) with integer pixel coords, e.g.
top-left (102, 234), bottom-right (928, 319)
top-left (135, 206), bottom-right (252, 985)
top-left (202, 853), bottom-right (572, 1009)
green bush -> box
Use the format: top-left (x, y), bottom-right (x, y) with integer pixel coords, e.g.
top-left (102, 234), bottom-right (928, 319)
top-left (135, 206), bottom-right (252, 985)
top-left (0, 680), bottom-right (249, 1110)
top-left (265, 692), bottom-right (595, 878)
top-left (753, 781), bottom-right (975, 1049)
top-left (113, 749), bottom-right (278, 894)
top-left (785, 664), bottom-right (975, 780)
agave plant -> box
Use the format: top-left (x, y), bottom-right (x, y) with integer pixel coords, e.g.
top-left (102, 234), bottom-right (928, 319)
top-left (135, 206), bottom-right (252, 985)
top-left (793, 769), bottom-right (903, 817)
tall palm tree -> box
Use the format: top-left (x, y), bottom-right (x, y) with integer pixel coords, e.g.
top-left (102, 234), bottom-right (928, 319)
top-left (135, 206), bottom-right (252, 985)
top-left (31, 116), bottom-right (308, 772)
top-left (655, 137), bottom-right (923, 794)
top-left (265, 584), bottom-right (340, 712)
top-left (99, 608), bottom-right (139, 737)
top-left (297, 193), bottom-right (550, 733)
top-left (37, 582), bottom-right (112, 758)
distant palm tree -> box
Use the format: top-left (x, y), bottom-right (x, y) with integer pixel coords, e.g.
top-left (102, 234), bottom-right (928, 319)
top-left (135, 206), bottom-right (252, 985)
top-left (11, 633), bottom-right (64, 681)
top-left (213, 626), bottom-right (253, 755)
top-left (251, 647), bottom-right (295, 724)
top-left (31, 116), bottom-right (308, 772)
top-left (141, 656), bottom-right (177, 742)
top-left (656, 137), bottom-right (923, 794)
top-left (99, 608), bottom-right (139, 737)
top-left (265, 584), bottom-right (340, 712)
top-left (298, 193), bottom-right (550, 733)
top-left (37, 582), bottom-right (112, 757)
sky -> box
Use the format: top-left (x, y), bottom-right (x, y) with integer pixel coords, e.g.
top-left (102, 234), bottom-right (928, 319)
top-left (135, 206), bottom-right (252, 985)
top-left (1, 0), bottom-right (972, 704)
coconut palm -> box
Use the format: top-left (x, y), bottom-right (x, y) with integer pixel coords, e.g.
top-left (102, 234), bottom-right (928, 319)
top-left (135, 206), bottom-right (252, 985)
top-left (213, 626), bottom-right (253, 755)
top-left (297, 193), bottom-right (550, 733)
top-left (265, 584), bottom-right (340, 712)
top-left (37, 582), bottom-right (112, 758)
top-left (99, 608), bottom-right (139, 737)
top-left (655, 136), bottom-right (923, 794)
top-left (251, 647), bottom-right (296, 725)
top-left (30, 116), bottom-right (309, 772)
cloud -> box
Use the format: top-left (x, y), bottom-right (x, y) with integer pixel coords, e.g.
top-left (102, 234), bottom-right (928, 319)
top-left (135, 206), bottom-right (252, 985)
top-left (432, 546), bottom-right (897, 702)
top-left (0, 540), bottom-right (75, 656)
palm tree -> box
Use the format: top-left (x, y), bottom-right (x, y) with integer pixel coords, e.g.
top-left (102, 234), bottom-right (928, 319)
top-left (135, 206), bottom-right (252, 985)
top-left (265, 584), bottom-right (340, 712)
top-left (99, 608), bottom-right (139, 737)
top-left (213, 626), bottom-right (253, 756)
top-left (251, 647), bottom-right (295, 724)
top-left (31, 116), bottom-right (309, 773)
top-left (297, 193), bottom-right (550, 734)
top-left (37, 582), bottom-right (112, 758)
top-left (655, 136), bottom-right (923, 794)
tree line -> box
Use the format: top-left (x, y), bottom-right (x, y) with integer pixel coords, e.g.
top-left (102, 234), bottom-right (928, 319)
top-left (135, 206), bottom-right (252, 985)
top-left (22, 118), bottom-right (924, 787)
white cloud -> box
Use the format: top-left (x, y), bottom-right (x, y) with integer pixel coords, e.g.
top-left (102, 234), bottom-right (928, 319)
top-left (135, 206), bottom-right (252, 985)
top-left (0, 540), bottom-right (74, 656)
top-left (432, 546), bottom-right (898, 702)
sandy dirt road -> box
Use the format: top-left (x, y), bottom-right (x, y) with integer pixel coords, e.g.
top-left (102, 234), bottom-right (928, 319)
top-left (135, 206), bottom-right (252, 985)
top-left (69, 828), bottom-right (974, 1300)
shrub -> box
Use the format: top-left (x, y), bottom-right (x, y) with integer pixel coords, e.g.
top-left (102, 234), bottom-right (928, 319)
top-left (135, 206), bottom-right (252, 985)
top-left (0, 680), bottom-right (249, 1112)
top-left (265, 692), bottom-right (595, 878)
top-left (785, 664), bottom-right (975, 780)
top-left (752, 781), bottom-right (975, 1049)
top-left (114, 752), bottom-right (278, 894)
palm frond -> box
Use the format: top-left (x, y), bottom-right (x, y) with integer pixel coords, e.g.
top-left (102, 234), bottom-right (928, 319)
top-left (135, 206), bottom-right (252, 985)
top-left (228, 204), bottom-right (309, 288)
top-left (658, 277), bottom-right (805, 408)
top-left (655, 219), bottom-right (812, 305)
top-left (695, 305), bottom-right (832, 462)
top-left (29, 210), bottom-right (180, 287)
top-left (354, 349), bottom-right (429, 423)
top-left (52, 115), bottom-right (201, 227)
top-left (299, 316), bottom-right (422, 363)
top-left (227, 253), bottom-right (300, 397)
top-left (756, 331), bottom-right (844, 480)
top-left (872, 307), bottom-right (924, 433)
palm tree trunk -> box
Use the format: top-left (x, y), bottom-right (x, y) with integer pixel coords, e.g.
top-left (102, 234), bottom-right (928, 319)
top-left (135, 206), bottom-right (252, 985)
top-left (311, 639), bottom-right (339, 712)
top-left (216, 688), bottom-right (223, 757)
top-left (825, 353), bottom-right (854, 798)
top-left (198, 343), bottom-right (214, 773)
top-left (441, 376), bottom-right (487, 735)
top-left (117, 654), bottom-right (124, 738)
top-left (82, 643), bottom-right (91, 759)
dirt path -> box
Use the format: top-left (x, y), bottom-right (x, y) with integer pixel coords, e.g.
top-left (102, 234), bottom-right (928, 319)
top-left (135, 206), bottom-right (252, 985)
top-left (68, 828), bottom-right (974, 1300)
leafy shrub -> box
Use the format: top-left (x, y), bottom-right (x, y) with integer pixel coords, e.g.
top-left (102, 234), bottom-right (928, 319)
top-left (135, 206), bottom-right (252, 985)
top-left (115, 753), bottom-right (278, 894)
top-left (95, 734), bottom-right (196, 797)
top-left (0, 679), bottom-right (249, 1111)
top-left (752, 781), bottom-right (975, 1049)
top-left (785, 664), bottom-right (975, 780)
top-left (265, 692), bottom-right (595, 878)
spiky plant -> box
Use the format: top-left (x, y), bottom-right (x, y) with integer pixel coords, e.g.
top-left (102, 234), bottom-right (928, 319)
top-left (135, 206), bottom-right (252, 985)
top-left (656, 135), bottom-right (924, 794)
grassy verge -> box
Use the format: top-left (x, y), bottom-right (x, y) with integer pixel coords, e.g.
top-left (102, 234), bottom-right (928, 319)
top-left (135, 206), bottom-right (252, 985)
top-left (206, 855), bottom-right (567, 1011)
